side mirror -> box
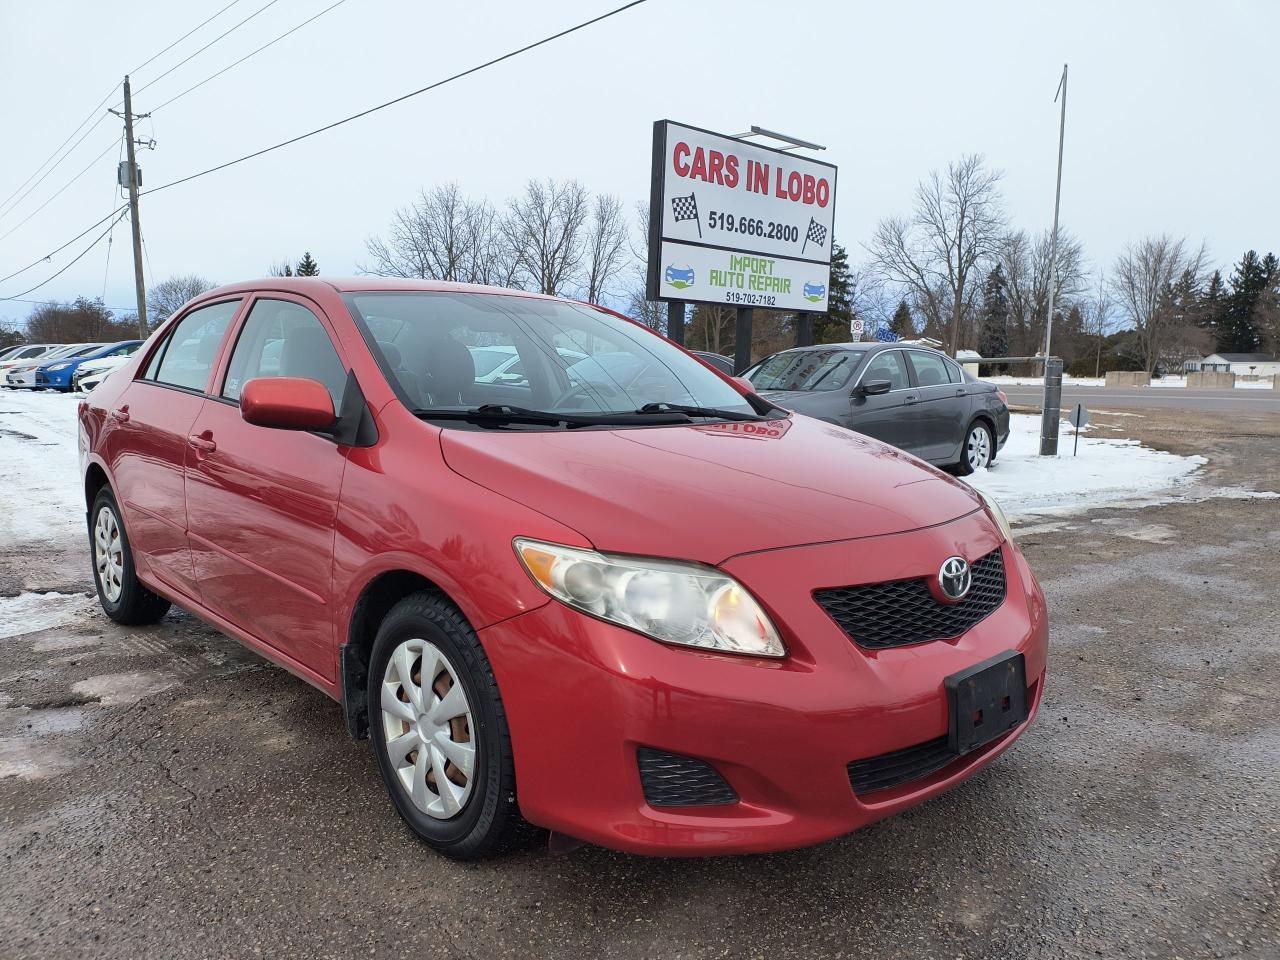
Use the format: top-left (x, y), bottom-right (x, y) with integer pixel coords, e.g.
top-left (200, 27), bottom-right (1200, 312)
top-left (859, 379), bottom-right (891, 396)
top-left (732, 376), bottom-right (756, 394)
top-left (241, 377), bottom-right (336, 431)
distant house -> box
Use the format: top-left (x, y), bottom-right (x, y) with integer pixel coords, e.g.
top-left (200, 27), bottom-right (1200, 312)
top-left (1185, 352), bottom-right (1280, 377)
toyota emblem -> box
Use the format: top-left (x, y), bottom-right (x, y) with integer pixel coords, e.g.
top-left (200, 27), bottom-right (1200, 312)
top-left (938, 556), bottom-right (972, 602)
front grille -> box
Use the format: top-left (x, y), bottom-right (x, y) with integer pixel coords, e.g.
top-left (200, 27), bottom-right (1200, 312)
top-left (814, 548), bottom-right (1006, 650)
top-left (637, 747), bottom-right (738, 807)
top-left (847, 736), bottom-right (956, 795)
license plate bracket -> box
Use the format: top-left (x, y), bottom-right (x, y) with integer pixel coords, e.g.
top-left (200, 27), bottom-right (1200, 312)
top-left (945, 651), bottom-right (1028, 755)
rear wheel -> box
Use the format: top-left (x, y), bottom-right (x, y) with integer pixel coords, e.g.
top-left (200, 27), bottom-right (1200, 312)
top-left (367, 592), bottom-right (537, 859)
top-left (90, 488), bottom-right (171, 624)
top-left (954, 420), bottom-right (994, 476)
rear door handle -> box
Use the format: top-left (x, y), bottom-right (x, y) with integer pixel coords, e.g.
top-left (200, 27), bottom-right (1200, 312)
top-left (955, 388), bottom-right (967, 396)
top-left (187, 433), bottom-right (217, 453)
top-left (109, 406), bottom-right (130, 423)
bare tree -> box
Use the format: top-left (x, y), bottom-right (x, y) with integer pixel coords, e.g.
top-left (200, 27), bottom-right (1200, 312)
top-left (1080, 273), bottom-right (1115, 378)
top-left (503, 178), bottom-right (590, 296)
top-left (581, 193), bottom-right (629, 304)
top-left (147, 274), bottom-right (215, 324)
top-left (868, 155), bottom-right (1005, 355)
top-left (363, 184), bottom-right (503, 283)
top-left (998, 228), bottom-right (1087, 356)
top-left (1110, 235), bottom-right (1207, 375)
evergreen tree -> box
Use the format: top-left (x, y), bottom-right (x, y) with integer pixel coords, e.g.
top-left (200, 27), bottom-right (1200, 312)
top-left (295, 252), bottom-right (320, 276)
top-left (1221, 250), bottom-right (1268, 353)
top-left (890, 299), bottom-right (915, 340)
top-left (815, 242), bottom-right (854, 343)
top-left (977, 265), bottom-right (1010, 366)
top-left (1197, 270), bottom-right (1227, 347)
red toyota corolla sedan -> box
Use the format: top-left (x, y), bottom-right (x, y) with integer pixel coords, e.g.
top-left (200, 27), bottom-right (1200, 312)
top-left (78, 278), bottom-right (1047, 859)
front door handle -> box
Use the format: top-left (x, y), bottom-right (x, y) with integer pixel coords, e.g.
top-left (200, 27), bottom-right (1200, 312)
top-left (955, 388), bottom-right (967, 396)
top-left (187, 433), bottom-right (217, 454)
top-left (109, 405), bottom-right (130, 423)
top-left (904, 393), bottom-right (920, 405)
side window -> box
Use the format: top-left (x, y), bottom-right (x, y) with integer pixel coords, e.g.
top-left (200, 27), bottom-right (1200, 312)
top-left (943, 358), bottom-right (963, 383)
top-left (862, 350), bottom-right (909, 390)
top-left (149, 301), bottom-right (241, 391)
top-left (907, 351), bottom-right (952, 387)
top-left (222, 299), bottom-right (346, 407)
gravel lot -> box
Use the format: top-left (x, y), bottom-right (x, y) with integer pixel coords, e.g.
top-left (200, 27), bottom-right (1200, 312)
top-left (1, 401), bottom-right (1277, 959)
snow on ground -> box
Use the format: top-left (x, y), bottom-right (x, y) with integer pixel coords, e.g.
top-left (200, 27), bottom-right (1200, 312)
top-left (0, 390), bottom-right (84, 550)
top-left (963, 414), bottom-right (1206, 521)
top-left (983, 374), bottom-right (1274, 389)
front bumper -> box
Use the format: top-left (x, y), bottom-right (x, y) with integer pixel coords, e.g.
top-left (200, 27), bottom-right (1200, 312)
top-left (481, 511), bottom-right (1048, 856)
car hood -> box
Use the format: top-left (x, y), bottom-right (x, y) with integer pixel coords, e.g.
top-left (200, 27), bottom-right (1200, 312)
top-left (439, 413), bottom-right (983, 563)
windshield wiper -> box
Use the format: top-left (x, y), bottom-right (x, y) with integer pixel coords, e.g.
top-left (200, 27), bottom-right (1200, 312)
top-left (412, 404), bottom-right (691, 428)
top-left (637, 401), bottom-right (762, 422)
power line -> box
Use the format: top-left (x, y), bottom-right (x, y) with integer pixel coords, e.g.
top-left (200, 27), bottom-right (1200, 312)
top-left (0, 205), bottom-right (127, 286)
top-left (152, 0), bottom-right (349, 113)
top-left (0, 113), bottom-right (113, 224)
top-left (0, 138), bottom-right (121, 242)
top-left (0, 86), bottom-right (115, 214)
top-left (0, 2), bottom-right (244, 216)
top-left (130, 0), bottom-right (287, 101)
top-left (143, 0), bottom-right (649, 198)
top-left (130, 0), bottom-right (248, 76)
top-left (0, 210), bottom-right (129, 302)
top-left (1, 0), bottom-right (649, 294)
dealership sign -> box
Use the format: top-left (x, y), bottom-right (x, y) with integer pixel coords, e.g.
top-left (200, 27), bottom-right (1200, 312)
top-left (646, 120), bottom-right (838, 313)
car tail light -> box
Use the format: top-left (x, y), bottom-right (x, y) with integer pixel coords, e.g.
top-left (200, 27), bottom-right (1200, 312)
top-left (996, 389), bottom-right (1008, 405)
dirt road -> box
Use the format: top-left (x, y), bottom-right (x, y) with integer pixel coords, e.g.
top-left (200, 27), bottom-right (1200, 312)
top-left (1, 396), bottom-right (1277, 959)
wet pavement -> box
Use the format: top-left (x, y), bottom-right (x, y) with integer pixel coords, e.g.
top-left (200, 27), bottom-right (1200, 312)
top-left (1, 402), bottom-right (1277, 959)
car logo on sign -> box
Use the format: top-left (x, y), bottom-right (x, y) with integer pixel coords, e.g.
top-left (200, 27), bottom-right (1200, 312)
top-left (664, 264), bottom-right (695, 289)
top-left (937, 556), bottom-right (971, 602)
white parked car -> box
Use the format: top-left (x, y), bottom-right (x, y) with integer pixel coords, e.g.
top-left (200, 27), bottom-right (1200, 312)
top-left (0, 343), bottom-right (65, 383)
top-left (72, 353), bottom-right (133, 392)
top-left (4, 343), bottom-right (104, 388)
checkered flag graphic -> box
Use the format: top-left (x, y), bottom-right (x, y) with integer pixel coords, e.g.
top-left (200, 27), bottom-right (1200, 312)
top-left (670, 193), bottom-right (702, 238)
top-left (801, 217), bottom-right (827, 255)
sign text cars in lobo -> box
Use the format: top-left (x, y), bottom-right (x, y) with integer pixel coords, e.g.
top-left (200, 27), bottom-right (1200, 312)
top-left (646, 120), bottom-right (838, 313)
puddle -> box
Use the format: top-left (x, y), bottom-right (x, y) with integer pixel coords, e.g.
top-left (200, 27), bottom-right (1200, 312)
top-left (71, 670), bottom-right (176, 706)
top-left (0, 591), bottom-right (91, 640)
top-left (0, 735), bottom-right (70, 780)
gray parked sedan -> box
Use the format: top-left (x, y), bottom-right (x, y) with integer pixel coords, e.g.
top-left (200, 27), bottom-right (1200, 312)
top-left (744, 342), bottom-right (1010, 474)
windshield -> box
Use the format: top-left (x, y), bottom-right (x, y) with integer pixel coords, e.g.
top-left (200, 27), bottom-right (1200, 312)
top-left (746, 348), bottom-right (865, 391)
top-left (344, 292), bottom-right (759, 427)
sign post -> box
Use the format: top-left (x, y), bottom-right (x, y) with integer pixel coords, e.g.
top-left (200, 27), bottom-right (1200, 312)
top-left (1070, 402), bottom-right (1089, 457)
top-left (646, 120), bottom-right (838, 370)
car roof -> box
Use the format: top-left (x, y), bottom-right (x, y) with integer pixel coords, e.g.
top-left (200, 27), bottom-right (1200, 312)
top-left (194, 277), bottom-right (569, 302)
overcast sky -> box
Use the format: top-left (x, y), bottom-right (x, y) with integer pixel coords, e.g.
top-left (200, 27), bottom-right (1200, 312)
top-left (1, 0), bottom-right (1276, 324)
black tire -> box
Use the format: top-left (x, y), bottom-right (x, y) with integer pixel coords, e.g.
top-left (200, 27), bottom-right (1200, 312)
top-left (367, 591), bottom-right (537, 860)
top-left (954, 419), bottom-right (994, 476)
top-left (89, 487), bottom-right (171, 625)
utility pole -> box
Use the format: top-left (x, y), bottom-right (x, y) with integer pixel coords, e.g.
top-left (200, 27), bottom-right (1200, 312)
top-left (120, 76), bottom-right (148, 338)
top-left (1039, 63), bottom-right (1068, 457)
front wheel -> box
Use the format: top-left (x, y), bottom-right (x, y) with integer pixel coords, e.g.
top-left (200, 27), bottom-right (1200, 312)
top-left (90, 488), bottom-right (171, 624)
top-left (954, 420), bottom-right (994, 476)
top-left (368, 592), bottom-right (537, 860)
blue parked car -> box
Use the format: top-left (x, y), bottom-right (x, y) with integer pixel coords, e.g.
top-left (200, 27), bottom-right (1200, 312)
top-left (35, 340), bottom-right (142, 391)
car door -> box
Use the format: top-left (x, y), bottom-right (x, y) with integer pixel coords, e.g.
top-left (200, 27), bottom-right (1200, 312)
top-left (846, 349), bottom-right (919, 451)
top-left (184, 294), bottom-right (351, 681)
top-left (903, 350), bottom-right (969, 462)
top-left (107, 299), bottom-right (243, 600)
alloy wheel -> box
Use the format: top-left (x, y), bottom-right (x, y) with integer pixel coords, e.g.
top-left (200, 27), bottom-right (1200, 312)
top-left (967, 425), bottom-right (991, 471)
top-left (94, 506), bottom-right (124, 603)
top-left (380, 638), bottom-right (477, 819)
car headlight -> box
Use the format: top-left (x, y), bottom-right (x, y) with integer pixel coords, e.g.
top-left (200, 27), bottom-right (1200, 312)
top-left (975, 489), bottom-right (1014, 543)
top-left (47, 363), bottom-right (70, 371)
top-left (514, 538), bottom-right (786, 658)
